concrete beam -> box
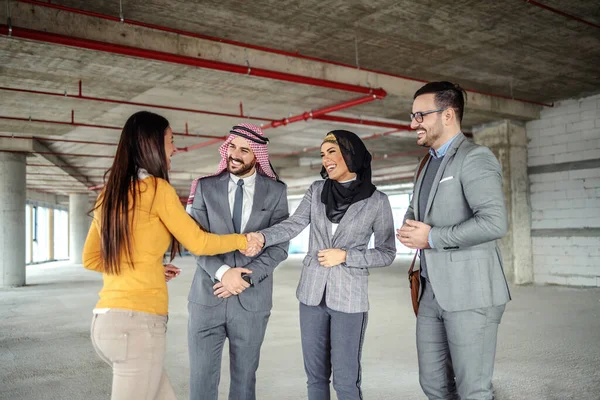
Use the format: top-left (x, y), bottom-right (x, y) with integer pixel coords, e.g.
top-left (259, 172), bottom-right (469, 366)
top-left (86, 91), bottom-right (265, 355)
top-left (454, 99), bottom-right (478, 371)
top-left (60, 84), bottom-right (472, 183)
top-left (30, 140), bottom-right (94, 188)
top-left (0, 137), bottom-right (94, 188)
top-left (2, 2), bottom-right (542, 121)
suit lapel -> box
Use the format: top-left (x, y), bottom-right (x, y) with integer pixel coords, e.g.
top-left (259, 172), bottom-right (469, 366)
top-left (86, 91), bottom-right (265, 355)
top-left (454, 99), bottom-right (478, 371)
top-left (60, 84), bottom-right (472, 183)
top-left (243, 174), bottom-right (267, 233)
top-left (331, 199), bottom-right (367, 243)
top-left (314, 183), bottom-right (333, 247)
top-left (424, 134), bottom-right (466, 217)
top-left (216, 172), bottom-right (235, 233)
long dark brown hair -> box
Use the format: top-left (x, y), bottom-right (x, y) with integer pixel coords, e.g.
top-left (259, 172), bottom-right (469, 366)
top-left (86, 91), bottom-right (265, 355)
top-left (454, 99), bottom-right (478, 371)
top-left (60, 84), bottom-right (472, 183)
top-left (96, 111), bottom-right (180, 275)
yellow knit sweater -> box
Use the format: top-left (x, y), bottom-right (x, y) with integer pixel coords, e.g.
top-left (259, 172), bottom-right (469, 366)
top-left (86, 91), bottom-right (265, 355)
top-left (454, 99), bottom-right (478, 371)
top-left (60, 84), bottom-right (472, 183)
top-left (83, 177), bottom-right (246, 315)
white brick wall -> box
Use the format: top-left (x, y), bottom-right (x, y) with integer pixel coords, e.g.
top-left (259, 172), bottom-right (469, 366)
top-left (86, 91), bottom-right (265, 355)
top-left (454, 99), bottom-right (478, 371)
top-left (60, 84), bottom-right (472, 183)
top-left (527, 94), bottom-right (600, 287)
top-left (526, 94), bottom-right (600, 167)
top-left (532, 236), bottom-right (600, 287)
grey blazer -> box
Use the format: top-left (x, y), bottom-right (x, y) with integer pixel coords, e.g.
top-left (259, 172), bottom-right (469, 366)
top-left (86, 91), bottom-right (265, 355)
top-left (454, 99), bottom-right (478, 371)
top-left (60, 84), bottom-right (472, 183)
top-left (405, 133), bottom-right (511, 312)
top-left (187, 172), bottom-right (289, 312)
top-left (261, 180), bottom-right (396, 313)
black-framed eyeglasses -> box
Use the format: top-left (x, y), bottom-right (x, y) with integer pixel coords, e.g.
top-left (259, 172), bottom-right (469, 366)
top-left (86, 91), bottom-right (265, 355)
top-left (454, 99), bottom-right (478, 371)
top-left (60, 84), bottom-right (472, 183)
top-left (410, 108), bottom-right (446, 123)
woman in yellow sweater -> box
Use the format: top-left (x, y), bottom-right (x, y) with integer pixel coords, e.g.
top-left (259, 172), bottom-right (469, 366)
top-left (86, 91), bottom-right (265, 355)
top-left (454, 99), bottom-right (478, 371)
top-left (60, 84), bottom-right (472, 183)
top-left (83, 111), bottom-right (259, 400)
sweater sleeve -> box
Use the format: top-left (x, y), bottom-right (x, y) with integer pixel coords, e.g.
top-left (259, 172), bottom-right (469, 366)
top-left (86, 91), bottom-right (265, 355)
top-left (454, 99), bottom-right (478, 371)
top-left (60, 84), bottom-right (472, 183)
top-left (82, 216), bottom-right (104, 272)
top-left (155, 179), bottom-right (247, 256)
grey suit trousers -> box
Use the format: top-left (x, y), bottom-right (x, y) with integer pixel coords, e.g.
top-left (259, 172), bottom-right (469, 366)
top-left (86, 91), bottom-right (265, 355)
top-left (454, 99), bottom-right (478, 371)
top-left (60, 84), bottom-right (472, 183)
top-left (188, 299), bottom-right (270, 400)
top-left (417, 280), bottom-right (505, 400)
top-left (300, 295), bottom-right (368, 400)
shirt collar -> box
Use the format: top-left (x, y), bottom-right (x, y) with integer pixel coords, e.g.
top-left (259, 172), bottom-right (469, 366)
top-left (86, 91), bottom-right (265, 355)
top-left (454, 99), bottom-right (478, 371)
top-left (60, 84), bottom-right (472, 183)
top-left (430, 132), bottom-right (461, 159)
top-left (230, 170), bottom-right (257, 186)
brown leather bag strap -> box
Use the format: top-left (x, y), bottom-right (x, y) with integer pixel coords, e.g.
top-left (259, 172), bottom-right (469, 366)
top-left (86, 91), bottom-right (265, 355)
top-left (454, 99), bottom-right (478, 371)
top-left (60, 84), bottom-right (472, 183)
top-left (415, 153), bottom-right (431, 181)
top-left (408, 153), bottom-right (430, 283)
top-left (408, 252), bottom-right (418, 285)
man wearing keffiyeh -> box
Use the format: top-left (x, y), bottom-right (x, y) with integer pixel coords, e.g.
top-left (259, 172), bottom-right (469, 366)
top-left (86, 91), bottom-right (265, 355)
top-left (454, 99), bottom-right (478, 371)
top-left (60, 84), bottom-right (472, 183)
top-left (186, 123), bottom-right (289, 400)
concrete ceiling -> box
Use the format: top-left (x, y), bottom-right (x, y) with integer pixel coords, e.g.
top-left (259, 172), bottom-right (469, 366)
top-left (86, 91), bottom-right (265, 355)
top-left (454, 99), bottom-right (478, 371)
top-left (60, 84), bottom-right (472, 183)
top-left (0, 0), bottom-right (598, 199)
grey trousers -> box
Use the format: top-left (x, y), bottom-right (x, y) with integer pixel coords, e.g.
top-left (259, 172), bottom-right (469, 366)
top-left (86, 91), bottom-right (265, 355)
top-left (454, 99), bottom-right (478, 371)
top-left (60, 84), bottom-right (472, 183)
top-left (417, 279), bottom-right (505, 400)
top-left (299, 296), bottom-right (368, 400)
top-left (188, 299), bottom-right (270, 400)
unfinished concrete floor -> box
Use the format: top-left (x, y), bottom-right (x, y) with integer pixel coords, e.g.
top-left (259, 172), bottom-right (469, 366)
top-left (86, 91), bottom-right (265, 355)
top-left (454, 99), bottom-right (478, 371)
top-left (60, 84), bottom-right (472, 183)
top-left (1, 255), bottom-right (599, 400)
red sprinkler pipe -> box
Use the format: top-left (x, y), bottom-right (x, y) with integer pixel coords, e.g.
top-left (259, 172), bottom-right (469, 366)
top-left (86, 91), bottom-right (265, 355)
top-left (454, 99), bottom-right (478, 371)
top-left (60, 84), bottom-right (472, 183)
top-left (272, 128), bottom-right (407, 159)
top-left (28, 172), bottom-right (96, 178)
top-left (25, 163), bottom-right (195, 174)
top-left (0, 134), bottom-right (116, 146)
top-left (177, 138), bottom-right (227, 153)
top-left (0, 85), bottom-right (411, 130)
top-left (262, 94), bottom-right (384, 130)
top-left (0, 25), bottom-right (386, 97)
top-left (15, 0), bottom-right (553, 107)
top-left (519, 0), bottom-right (600, 30)
top-left (315, 115), bottom-right (411, 130)
top-left (0, 113), bottom-right (224, 139)
top-left (0, 84), bottom-right (268, 121)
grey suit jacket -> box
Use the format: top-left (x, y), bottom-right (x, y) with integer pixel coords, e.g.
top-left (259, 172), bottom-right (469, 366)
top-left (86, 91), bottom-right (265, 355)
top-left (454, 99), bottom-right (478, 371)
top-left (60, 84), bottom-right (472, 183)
top-left (261, 180), bottom-right (396, 313)
top-left (404, 133), bottom-right (511, 312)
top-left (187, 172), bottom-right (289, 312)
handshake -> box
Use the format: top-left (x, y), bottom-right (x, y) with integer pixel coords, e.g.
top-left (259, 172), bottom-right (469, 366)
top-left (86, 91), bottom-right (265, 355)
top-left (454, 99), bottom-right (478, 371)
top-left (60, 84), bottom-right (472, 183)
top-left (241, 232), bottom-right (265, 257)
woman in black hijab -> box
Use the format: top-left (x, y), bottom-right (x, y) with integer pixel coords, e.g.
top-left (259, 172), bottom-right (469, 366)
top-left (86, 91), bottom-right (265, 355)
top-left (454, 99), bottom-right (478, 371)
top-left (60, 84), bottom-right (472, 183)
top-left (256, 130), bottom-right (396, 400)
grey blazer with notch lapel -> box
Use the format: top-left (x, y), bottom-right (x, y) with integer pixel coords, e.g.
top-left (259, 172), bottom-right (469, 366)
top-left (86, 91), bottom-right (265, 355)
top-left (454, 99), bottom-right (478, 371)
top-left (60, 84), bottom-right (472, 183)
top-left (404, 133), bottom-right (511, 312)
top-left (187, 171), bottom-right (289, 312)
top-left (261, 180), bottom-right (396, 314)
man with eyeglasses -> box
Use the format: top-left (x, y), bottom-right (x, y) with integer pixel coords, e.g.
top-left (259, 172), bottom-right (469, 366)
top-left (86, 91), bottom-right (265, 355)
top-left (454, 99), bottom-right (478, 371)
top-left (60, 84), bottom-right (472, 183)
top-left (397, 81), bottom-right (511, 399)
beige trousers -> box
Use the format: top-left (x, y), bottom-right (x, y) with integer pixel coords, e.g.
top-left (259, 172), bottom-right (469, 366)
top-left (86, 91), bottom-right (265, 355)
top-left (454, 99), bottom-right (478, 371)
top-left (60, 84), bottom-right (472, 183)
top-left (91, 309), bottom-right (177, 400)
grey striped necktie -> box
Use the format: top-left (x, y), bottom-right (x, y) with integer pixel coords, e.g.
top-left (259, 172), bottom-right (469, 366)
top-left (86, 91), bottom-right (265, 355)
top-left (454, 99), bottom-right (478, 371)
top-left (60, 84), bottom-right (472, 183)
top-left (232, 179), bottom-right (244, 233)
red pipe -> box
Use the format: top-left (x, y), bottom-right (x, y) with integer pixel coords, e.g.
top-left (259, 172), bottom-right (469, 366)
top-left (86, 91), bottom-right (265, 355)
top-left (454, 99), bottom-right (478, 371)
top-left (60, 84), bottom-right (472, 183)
top-left (0, 114), bottom-right (225, 139)
top-left (15, 0), bottom-right (552, 107)
top-left (28, 172), bottom-right (95, 178)
top-left (0, 134), bottom-right (116, 146)
top-left (28, 177), bottom-right (98, 182)
top-left (0, 85), bottom-right (412, 130)
top-left (272, 128), bottom-right (406, 159)
top-left (314, 115), bottom-right (411, 130)
top-left (262, 94), bottom-right (383, 129)
top-left (34, 151), bottom-right (113, 159)
top-left (519, 0), bottom-right (600, 30)
top-left (0, 85), bottom-right (269, 121)
top-left (0, 25), bottom-right (386, 97)
top-left (27, 187), bottom-right (90, 195)
top-left (177, 138), bottom-right (227, 153)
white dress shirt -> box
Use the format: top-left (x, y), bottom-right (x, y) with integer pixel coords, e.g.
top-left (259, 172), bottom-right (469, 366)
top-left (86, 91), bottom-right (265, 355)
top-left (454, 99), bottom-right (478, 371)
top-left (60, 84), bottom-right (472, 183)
top-left (216, 171), bottom-right (257, 281)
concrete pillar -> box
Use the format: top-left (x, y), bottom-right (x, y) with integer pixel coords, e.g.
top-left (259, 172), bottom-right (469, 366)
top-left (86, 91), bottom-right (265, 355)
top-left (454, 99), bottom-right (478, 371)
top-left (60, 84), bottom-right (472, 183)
top-left (69, 194), bottom-right (91, 264)
top-left (0, 152), bottom-right (27, 287)
top-left (473, 120), bottom-right (533, 284)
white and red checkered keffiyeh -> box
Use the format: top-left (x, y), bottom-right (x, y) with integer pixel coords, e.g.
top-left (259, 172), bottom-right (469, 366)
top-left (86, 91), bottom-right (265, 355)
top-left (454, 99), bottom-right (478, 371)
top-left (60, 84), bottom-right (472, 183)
top-left (187, 123), bottom-right (278, 206)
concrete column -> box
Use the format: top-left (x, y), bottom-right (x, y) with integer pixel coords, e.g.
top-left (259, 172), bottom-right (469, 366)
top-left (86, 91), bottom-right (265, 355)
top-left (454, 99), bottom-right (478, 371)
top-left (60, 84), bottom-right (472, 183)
top-left (473, 120), bottom-right (533, 284)
top-left (69, 194), bottom-right (91, 264)
top-left (0, 152), bottom-right (27, 287)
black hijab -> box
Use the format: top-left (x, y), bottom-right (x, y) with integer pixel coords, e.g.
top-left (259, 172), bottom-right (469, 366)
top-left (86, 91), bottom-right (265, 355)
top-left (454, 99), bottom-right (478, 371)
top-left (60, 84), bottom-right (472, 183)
top-left (320, 130), bottom-right (376, 223)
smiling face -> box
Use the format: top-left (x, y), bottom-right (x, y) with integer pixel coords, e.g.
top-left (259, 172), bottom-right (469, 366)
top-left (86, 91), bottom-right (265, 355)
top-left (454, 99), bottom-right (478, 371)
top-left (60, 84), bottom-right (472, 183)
top-left (410, 93), bottom-right (445, 149)
top-left (320, 141), bottom-right (356, 182)
top-left (226, 136), bottom-right (257, 178)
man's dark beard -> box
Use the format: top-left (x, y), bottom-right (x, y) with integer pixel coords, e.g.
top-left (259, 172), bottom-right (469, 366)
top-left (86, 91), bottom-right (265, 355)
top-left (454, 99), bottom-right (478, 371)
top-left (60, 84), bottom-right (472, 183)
top-left (227, 157), bottom-right (256, 177)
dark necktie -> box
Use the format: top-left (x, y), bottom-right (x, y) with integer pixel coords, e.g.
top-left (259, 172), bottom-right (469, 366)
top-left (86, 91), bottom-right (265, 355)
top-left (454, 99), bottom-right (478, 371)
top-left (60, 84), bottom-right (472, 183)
top-left (232, 179), bottom-right (244, 233)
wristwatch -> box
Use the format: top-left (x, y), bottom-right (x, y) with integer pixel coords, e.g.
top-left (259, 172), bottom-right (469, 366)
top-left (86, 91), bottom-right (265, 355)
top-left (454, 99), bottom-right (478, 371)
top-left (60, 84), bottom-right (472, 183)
top-left (241, 273), bottom-right (254, 287)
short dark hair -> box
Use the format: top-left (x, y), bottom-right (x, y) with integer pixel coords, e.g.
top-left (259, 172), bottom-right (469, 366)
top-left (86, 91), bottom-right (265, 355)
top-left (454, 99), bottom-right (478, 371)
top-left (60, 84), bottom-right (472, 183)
top-left (413, 81), bottom-right (467, 122)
